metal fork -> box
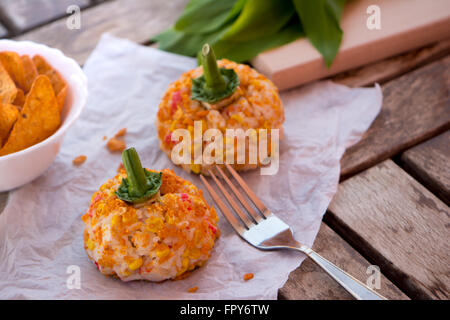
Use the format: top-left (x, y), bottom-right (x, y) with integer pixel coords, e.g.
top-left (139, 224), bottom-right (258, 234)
top-left (200, 164), bottom-right (386, 300)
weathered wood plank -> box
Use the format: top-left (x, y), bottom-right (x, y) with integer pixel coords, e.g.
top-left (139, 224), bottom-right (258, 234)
top-left (279, 223), bottom-right (408, 300)
top-left (333, 39), bottom-right (450, 87)
top-left (0, 22), bottom-right (8, 38)
top-left (0, 192), bottom-right (7, 212)
top-left (0, 0), bottom-right (90, 34)
top-left (401, 131), bottom-right (450, 206)
top-left (340, 55), bottom-right (450, 179)
top-left (327, 159), bottom-right (450, 299)
top-left (15, 0), bottom-right (187, 65)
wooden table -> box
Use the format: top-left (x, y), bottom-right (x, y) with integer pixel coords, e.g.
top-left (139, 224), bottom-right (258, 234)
top-left (1, 0), bottom-right (449, 300)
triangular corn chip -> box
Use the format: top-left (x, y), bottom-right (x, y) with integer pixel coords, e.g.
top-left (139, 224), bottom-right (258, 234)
top-left (56, 84), bottom-right (67, 113)
top-left (0, 102), bottom-right (19, 146)
top-left (0, 62), bottom-right (18, 105)
top-left (0, 75), bottom-right (60, 156)
top-left (12, 88), bottom-right (25, 109)
top-left (21, 54), bottom-right (38, 93)
top-left (32, 54), bottom-right (67, 112)
top-left (0, 51), bottom-right (28, 92)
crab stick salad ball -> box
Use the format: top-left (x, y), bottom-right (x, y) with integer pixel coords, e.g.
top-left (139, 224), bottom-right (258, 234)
top-left (156, 44), bottom-right (284, 175)
top-left (82, 148), bottom-right (219, 282)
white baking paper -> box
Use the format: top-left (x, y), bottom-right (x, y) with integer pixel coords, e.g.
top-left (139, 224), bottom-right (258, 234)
top-left (0, 34), bottom-right (382, 299)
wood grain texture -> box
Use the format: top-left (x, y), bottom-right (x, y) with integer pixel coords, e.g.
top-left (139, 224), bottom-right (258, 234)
top-left (327, 159), bottom-right (450, 299)
top-left (0, 192), bottom-right (7, 212)
top-left (0, 23), bottom-right (8, 38)
top-left (401, 131), bottom-right (450, 206)
top-left (0, 0), bottom-right (90, 34)
top-left (15, 0), bottom-right (188, 65)
top-left (333, 39), bottom-right (450, 87)
top-left (340, 55), bottom-right (450, 179)
top-left (279, 223), bottom-right (408, 300)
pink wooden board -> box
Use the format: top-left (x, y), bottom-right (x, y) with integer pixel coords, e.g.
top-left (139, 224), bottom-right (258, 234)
top-left (251, 0), bottom-right (450, 90)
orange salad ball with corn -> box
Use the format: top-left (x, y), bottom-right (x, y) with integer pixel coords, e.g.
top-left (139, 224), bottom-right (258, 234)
top-left (156, 44), bottom-right (284, 175)
top-left (82, 148), bottom-right (219, 281)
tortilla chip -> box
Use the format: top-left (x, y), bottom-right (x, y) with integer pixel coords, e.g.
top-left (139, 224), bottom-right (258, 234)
top-left (12, 88), bottom-right (25, 109)
top-left (0, 75), bottom-right (60, 156)
top-left (21, 55), bottom-right (38, 93)
top-left (0, 62), bottom-right (18, 105)
top-left (0, 51), bottom-right (28, 92)
top-left (32, 55), bottom-right (67, 93)
top-left (56, 84), bottom-right (67, 112)
top-left (0, 102), bottom-right (19, 146)
top-left (32, 54), bottom-right (67, 112)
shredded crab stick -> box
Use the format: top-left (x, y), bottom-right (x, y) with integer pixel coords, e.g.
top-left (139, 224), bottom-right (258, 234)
top-left (82, 148), bottom-right (219, 282)
top-left (156, 44), bottom-right (284, 175)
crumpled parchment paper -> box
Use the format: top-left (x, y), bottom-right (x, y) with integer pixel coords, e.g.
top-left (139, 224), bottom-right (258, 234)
top-left (0, 34), bottom-right (382, 299)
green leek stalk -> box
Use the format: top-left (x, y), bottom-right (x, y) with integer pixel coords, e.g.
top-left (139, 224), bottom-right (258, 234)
top-left (191, 43), bottom-right (239, 104)
top-left (115, 148), bottom-right (162, 204)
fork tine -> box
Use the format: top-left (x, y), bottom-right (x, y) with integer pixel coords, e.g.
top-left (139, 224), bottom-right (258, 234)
top-left (200, 174), bottom-right (246, 234)
top-left (207, 169), bottom-right (255, 229)
top-left (215, 165), bottom-right (263, 223)
top-left (224, 163), bottom-right (271, 218)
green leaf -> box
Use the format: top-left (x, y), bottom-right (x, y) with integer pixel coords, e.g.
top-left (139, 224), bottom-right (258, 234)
top-left (191, 44), bottom-right (240, 104)
top-left (221, 0), bottom-right (296, 42)
top-left (213, 17), bottom-right (304, 62)
top-left (115, 170), bottom-right (162, 204)
top-left (192, 68), bottom-right (240, 103)
top-left (326, 0), bottom-right (346, 20)
top-left (175, 0), bottom-right (243, 35)
top-left (153, 26), bottom-right (229, 57)
top-left (184, 0), bottom-right (209, 10)
top-left (293, 0), bottom-right (346, 67)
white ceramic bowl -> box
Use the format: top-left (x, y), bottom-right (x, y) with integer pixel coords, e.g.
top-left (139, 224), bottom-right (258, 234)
top-left (0, 40), bottom-right (88, 192)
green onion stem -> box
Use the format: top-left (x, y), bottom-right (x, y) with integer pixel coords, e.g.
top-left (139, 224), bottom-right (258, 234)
top-left (121, 148), bottom-right (148, 197)
top-left (201, 44), bottom-right (226, 92)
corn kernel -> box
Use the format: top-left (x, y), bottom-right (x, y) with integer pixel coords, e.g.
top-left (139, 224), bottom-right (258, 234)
top-left (230, 114), bottom-right (244, 123)
top-left (87, 238), bottom-right (95, 251)
top-left (182, 257), bottom-right (189, 269)
top-left (156, 244), bottom-right (170, 259)
top-left (170, 119), bottom-right (178, 131)
top-left (146, 216), bottom-right (164, 233)
top-left (122, 210), bottom-right (137, 224)
top-left (165, 214), bottom-right (176, 224)
top-left (189, 248), bottom-right (201, 260)
top-left (194, 229), bottom-right (204, 243)
top-left (111, 215), bottom-right (121, 227)
top-left (96, 203), bottom-right (105, 214)
top-left (128, 257), bottom-right (143, 271)
top-left (187, 125), bottom-right (194, 137)
top-left (190, 164), bottom-right (201, 174)
top-left (174, 107), bottom-right (183, 119)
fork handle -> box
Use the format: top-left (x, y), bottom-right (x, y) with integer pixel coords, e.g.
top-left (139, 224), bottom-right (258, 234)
top-left (301, 248), bottom-right (386, 300)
